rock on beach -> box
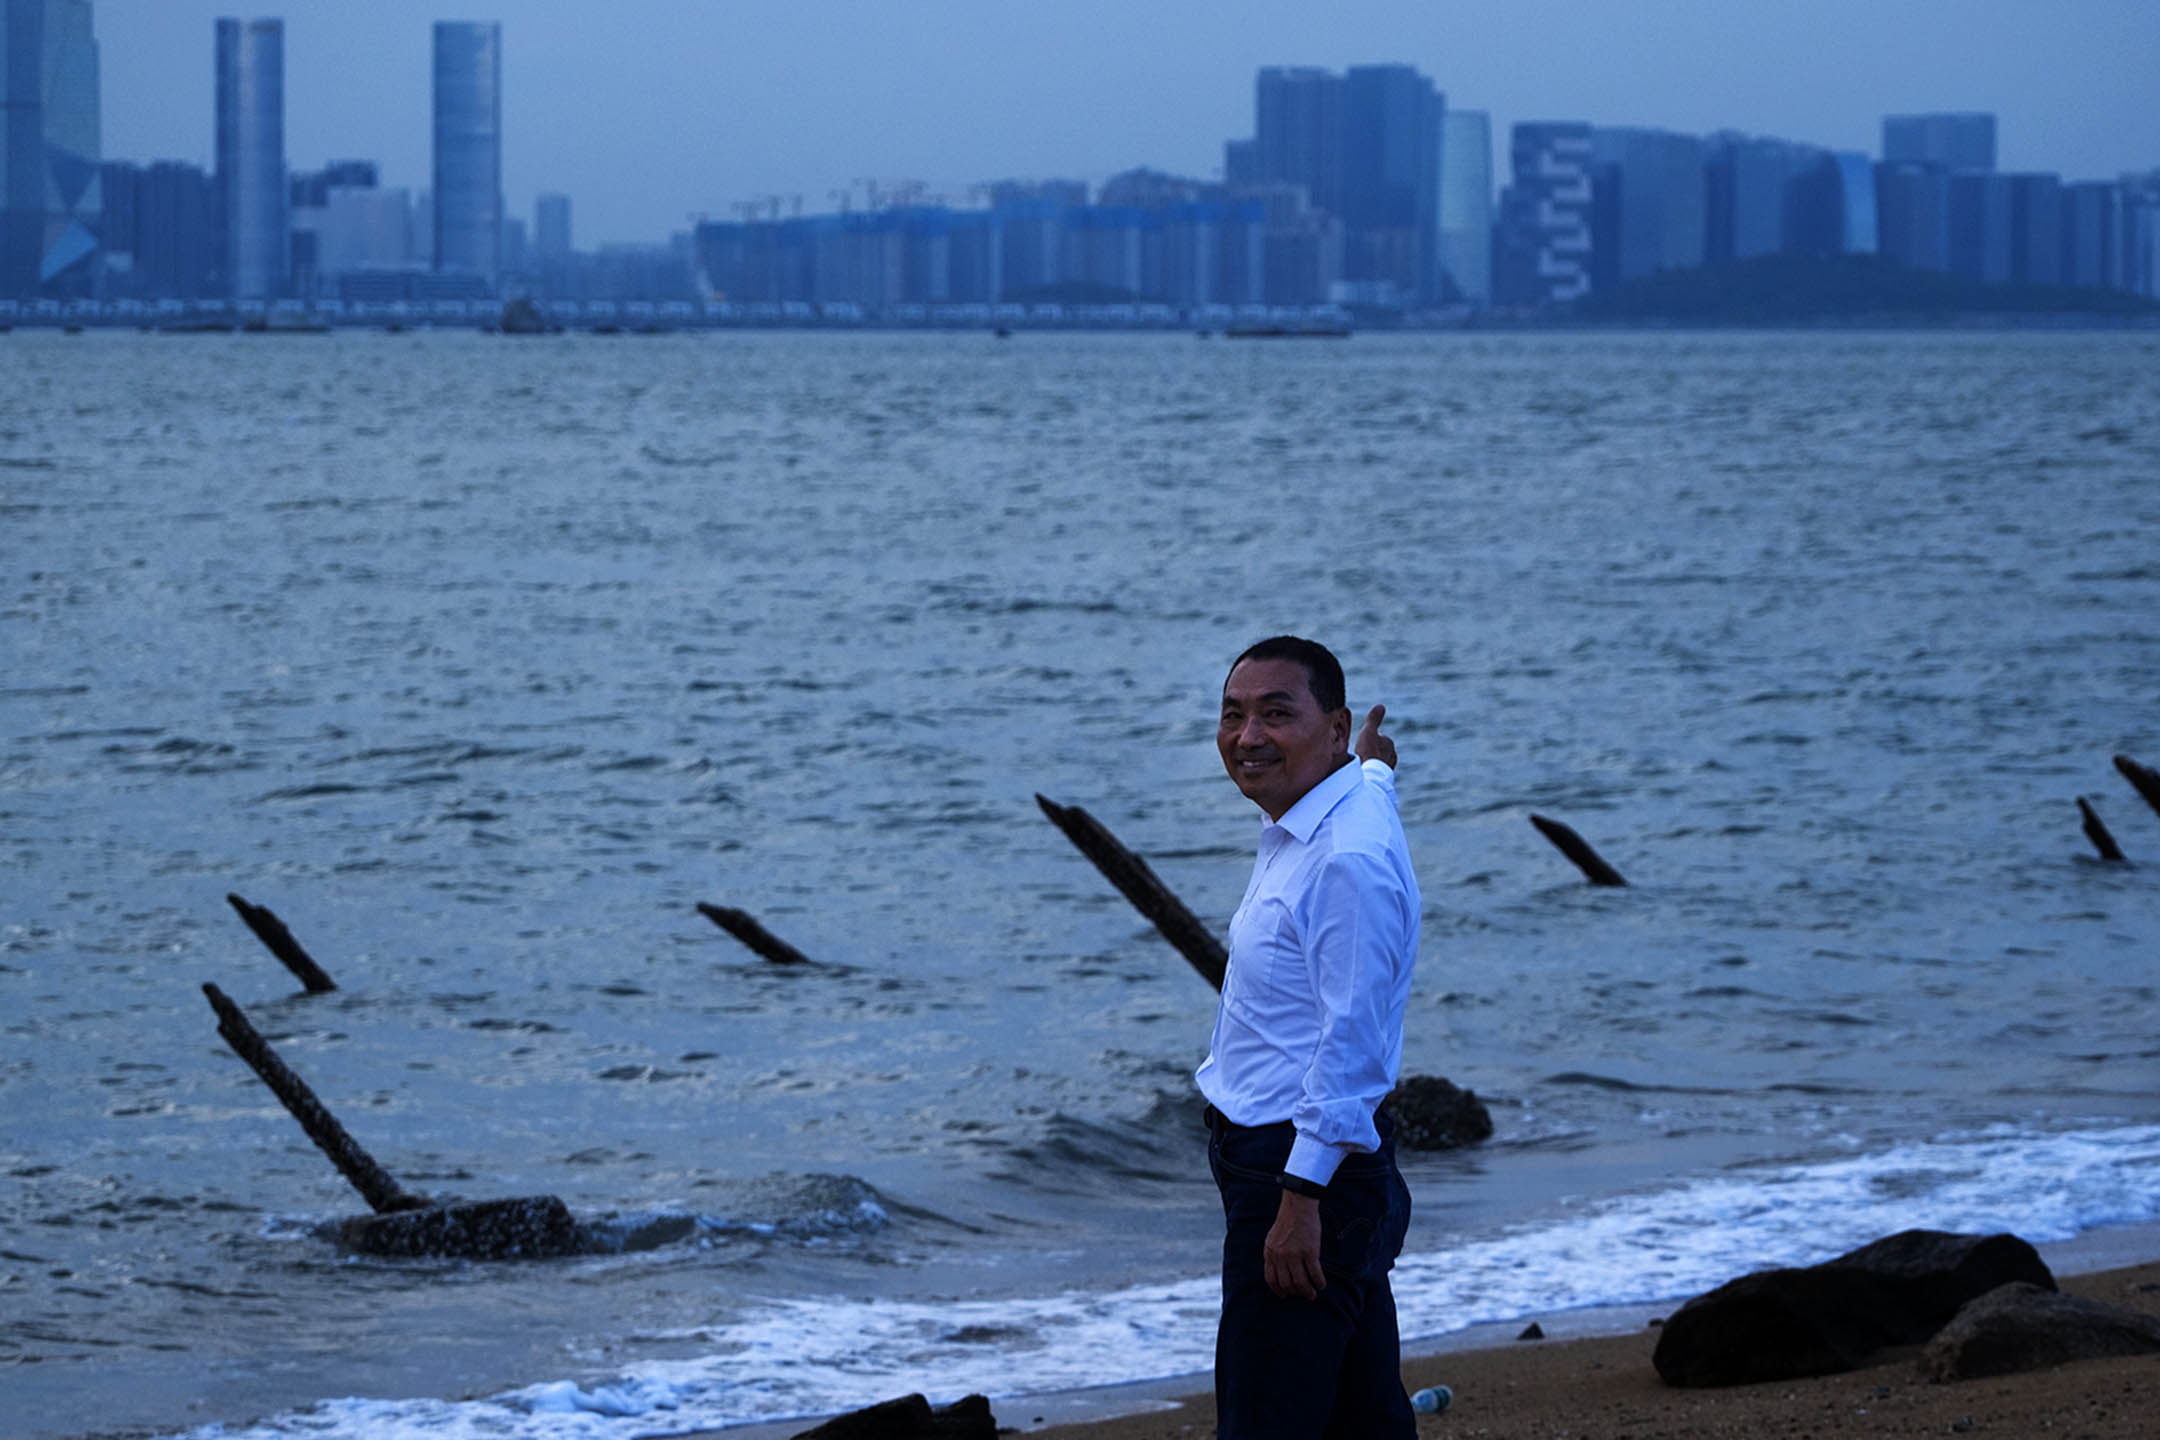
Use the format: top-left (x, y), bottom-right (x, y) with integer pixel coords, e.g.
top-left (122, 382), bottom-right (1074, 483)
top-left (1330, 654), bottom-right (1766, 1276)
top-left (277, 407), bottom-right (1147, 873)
top-left (1652, 1229), bottom-right (2056, 1387)
top-left (1922, 1281), bottom-right (2160, 1381)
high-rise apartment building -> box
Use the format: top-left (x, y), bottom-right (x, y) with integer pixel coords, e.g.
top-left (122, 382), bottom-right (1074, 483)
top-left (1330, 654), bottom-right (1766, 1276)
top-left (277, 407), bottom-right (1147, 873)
top-left (1436, 109), bottom-right (1491, 305)
top-left (2060, 181), bottom-right (2117, 289)
top-left (500, 214), bottom-right (526, 275)
top-left (100, 158), bottom-right (215, 298)
top-left (1876, 162), bottom-right (1952, 272)
top-left (2005, 173), bottom-right (2062, 285)
top-left (216, 17), bottom-right (285, 299)
top-left (319, 183), bottom-right (411, 274)
top-left (432, 20), bottom-right (501, 283)
top-left (1883, 113), bottom-right (1996, 173)
top-left (2124, 175), bottom-right (2160, 298)
top-left (1882, 111), bottom-right (1998, 281)
top-left (144, 161), bottom-right (215, 297)
top-left (288, 160), bottom-right (379, 296)
top-left (1948, 171), bottom-right (2013, 284)
top-left (1495, 122), bottom-right (1593, 306)
top-left (3, 0), bottom-right (102, 298)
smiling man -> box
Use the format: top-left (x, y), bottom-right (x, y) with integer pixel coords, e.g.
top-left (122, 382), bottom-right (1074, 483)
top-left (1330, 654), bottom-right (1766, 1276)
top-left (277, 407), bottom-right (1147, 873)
top-left (1197, 635), bottom-right (1420, 1439)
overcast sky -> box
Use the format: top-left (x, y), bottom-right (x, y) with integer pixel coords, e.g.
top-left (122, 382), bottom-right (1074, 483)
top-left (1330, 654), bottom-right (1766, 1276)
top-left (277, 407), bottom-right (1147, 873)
top-left (96, 0), bottom-right (2160, 248)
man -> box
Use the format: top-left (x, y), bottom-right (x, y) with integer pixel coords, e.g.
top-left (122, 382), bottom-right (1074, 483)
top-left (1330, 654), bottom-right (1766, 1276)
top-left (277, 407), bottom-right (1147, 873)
top-left (1197, 635), bottom-right (1420, 1439)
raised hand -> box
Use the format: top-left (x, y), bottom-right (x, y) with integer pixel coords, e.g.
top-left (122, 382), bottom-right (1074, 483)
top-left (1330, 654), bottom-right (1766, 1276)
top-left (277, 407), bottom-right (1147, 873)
top-left (1354, 703), bottom-right (1396, 768)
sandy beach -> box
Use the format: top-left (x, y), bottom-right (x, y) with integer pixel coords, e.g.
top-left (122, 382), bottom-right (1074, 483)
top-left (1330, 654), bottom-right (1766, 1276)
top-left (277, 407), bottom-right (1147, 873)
top-left (1030, 1261), bottom-right (2160, 1440)
top-left (699, 1259), bottom-right (2160, 1440)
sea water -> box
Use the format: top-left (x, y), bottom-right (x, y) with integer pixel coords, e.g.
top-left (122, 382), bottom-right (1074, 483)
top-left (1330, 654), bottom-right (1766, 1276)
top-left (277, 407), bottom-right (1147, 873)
top-left (2, 327), bottom-right (2157, 1439)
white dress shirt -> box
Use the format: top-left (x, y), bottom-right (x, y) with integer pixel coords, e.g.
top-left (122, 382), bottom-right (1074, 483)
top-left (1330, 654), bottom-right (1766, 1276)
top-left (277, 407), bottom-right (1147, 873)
top-left (1195, 753), bottom-right (1420, 1187)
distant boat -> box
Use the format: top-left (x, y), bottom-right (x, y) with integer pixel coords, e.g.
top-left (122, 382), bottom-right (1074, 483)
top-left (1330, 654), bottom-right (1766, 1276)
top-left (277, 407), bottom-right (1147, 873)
top-left (242, 312), bottom-right (329, 335)
top-left (496, 297), bottom-right (549, 335)
top-left (1224, 321), bottom-right (1351, 339)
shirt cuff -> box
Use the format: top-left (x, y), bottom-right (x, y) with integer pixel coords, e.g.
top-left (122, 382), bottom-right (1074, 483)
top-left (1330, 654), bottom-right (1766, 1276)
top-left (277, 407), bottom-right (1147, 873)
top-left (1285, 1133), bottom-right (1348, 1188)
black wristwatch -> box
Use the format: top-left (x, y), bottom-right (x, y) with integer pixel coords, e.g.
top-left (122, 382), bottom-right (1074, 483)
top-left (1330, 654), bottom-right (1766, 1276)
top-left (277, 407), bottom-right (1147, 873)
top-left (1277, 1171), bottom-right (1327, 1200)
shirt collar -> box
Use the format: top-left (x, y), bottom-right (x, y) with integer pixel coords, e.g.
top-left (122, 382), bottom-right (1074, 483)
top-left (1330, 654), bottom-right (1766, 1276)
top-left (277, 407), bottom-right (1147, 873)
top-left (1266, 755), bottom-right (1362, 843)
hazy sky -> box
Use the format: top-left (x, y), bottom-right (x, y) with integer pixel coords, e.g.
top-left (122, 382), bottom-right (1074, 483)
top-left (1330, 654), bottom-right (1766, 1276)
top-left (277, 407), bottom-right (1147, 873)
top-left (97, 1), bottom-right (2160, 248)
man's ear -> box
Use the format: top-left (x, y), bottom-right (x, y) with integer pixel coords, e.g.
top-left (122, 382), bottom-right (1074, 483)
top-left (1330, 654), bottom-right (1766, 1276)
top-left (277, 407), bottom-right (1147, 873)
top-left (1331, 706), bottom-right (1353, 752)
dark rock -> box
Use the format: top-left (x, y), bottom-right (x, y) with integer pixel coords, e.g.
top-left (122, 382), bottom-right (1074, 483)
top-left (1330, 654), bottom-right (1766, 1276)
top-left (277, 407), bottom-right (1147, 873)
top-left (1922, 1281), bottom-right (2160, 1382)
top-left (339, 1195), bottom-right (581, 1261)
top-left (1382, 1074), bottom-right (1494, 1150)
top-left (788, 1392), bottom-right (996, 1438)
top-left (1653, 1230), bottom-right (2055, 1387)
top-left (1517, 1322), bottom-right (1545, 1340)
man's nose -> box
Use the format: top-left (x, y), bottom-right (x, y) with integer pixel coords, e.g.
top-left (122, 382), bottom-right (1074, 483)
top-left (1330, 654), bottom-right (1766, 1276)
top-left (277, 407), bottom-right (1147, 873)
top-left (1237, 715), bottom-right (1269, 748)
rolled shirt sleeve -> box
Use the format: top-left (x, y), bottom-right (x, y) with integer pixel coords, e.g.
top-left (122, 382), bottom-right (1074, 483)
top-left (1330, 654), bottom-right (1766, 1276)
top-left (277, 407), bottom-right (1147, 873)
top-left (1283, 848), bottom-right (1415, 1186)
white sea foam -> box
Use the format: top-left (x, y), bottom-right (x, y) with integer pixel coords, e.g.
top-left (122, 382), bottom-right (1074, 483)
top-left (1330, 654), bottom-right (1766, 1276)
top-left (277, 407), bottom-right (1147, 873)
top-left (171, 1122), bottom-right (2160, 1439)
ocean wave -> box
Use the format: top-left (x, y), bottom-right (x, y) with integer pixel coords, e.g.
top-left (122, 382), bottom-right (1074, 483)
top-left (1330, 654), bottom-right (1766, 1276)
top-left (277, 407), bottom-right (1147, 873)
top-left (577, 1174), bottom-right (893, 1254)
top-left (166, 1122), bottom-right (2160, 1439)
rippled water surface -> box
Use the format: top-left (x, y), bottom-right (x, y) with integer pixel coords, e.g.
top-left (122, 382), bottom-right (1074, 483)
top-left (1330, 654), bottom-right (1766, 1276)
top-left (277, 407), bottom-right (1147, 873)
top-left (3, 328), bottom-right (2158, 1438)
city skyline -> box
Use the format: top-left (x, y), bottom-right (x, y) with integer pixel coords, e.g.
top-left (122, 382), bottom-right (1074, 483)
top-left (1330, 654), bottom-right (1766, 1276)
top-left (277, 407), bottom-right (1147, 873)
top-left (93, 0), bottom-right (2160, 247)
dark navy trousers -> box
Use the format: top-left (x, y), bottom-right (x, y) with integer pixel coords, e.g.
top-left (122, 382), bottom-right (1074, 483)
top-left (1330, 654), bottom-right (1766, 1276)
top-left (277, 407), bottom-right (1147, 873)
top-left (1207, 1107), bottom-right (1415, 1440)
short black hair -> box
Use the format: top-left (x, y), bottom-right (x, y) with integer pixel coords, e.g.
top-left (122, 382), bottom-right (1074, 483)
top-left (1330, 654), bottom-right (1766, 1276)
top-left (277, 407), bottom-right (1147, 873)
top-left (1227, 636), bottom-right (1346, 714)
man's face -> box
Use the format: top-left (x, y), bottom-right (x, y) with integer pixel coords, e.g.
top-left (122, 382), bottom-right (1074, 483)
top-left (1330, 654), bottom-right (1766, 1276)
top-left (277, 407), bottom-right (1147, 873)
top-left (1218, 657), bottom-right (1352, 821)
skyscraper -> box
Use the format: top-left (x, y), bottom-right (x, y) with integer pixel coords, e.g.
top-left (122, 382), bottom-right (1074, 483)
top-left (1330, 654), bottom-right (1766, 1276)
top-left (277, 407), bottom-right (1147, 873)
top-left (1882, 113), bottom-right (1996, 173)
top-left (1339, 63), bottom-right (1442, 301)
top-left (215, 16), bottom-right (285, 299)
top-left (1590, 127), bottom-right (1706, 288)
top-left (1436, 109), bottom-right (1492, 305)
top-left (2, 0), bottom-right (102, 299)
top-left (535, 192), bottom-right (569, 261)
top-left (1253, 67), bottom-right (1342, 215)
top-left (534, 191), bottom-right (569, 297)
top-left (1495, 122), bottom-right (1593, 306)
top-left (1705, 135), bottom-right (1812, 263)
top-left (432, 21), bottom-right (501, 284)
top-left (1783, 151), bottom-right (1878, 257)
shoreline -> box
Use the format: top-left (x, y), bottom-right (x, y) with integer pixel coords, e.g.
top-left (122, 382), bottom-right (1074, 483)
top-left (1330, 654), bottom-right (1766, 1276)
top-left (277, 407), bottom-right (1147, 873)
top-left (1029, 1257), bottom-right (2160, 1440)
top-left (686, 1222), bottom-right (2160, 1439)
